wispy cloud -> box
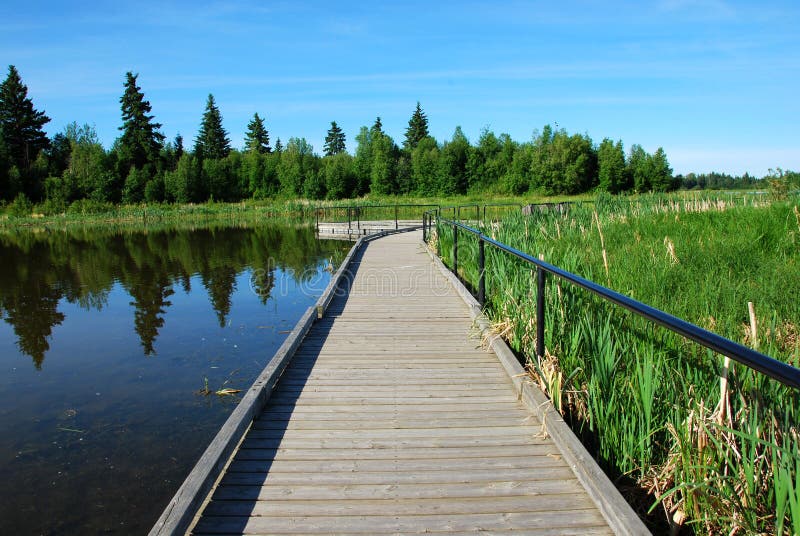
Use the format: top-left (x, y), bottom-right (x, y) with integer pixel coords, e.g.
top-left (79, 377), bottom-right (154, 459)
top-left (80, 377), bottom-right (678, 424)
top-left (657, 0), bottom-right (736, 19)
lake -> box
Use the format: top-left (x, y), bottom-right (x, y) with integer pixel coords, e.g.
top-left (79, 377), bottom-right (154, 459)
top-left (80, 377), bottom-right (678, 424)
top-left (0, 224), bottom-right (349, 534)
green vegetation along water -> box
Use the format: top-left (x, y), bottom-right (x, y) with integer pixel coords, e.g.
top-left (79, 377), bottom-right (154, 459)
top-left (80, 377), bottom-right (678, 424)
top-left (0, 223), bottom-right (348, 534)
top-left (434, 195), bottom-right (800, 534)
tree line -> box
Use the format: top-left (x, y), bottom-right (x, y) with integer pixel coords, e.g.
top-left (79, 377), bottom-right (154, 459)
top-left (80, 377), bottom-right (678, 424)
top-left (0, 66), bottom-right (785, 209)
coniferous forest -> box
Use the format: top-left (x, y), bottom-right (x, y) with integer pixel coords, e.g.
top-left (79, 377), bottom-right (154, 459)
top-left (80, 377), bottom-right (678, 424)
top-left (0, 66), bottom-right (792, 211)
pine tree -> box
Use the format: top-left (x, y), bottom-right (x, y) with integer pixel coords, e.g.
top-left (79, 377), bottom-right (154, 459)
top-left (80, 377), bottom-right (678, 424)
top-left (244, 112), bottom-right (270, 154)
top-left (195, 94), bottom-right (230, 160)
top-left (117, 72), bottom-right (164, 177)
top-left (371, 116), bottom-right (383, 135)
top-left (404, 102), bottom-right (429, 150)
top-left (323, 121), bottom-right (346, 156)
top-left (0, 65), bottom-right (50, 198)
top-left (174, 133), bottom-right (184, 161)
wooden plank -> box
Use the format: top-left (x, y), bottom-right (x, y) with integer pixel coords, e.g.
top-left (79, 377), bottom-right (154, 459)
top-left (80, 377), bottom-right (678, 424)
top-left (233, 443), bottom-right (561, 461)
top-left (259, 402), bottom-right (527, 413)
top-left (192, 510), bottom-right (611, 534)
top-left (249, 416), bottom-right (538, 430)
top-left (210, 479), bottom-right (588, 501)
top-left (233, 435), bottom-right (549, 451)
top-left (253, 407), bottom-right (537, 420)
top-left (218, 466), bottom-right (579, 487)
top-left (270, 385), bottom-right (506, 394)
top-left (226, 455), bottom-right (568, 474)
top-left (245, 424), bottom-right (543, 438)
top-left (202, 494), bottom-right (599, 517)
top-left (266, 393), bottom-right (518, 402)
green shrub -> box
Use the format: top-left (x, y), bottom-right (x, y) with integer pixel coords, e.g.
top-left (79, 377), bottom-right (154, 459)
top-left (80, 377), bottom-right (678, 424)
top-left (66, 198), bottom-right (114, 216)
top-left (7, 192), bottom-right (33, 217)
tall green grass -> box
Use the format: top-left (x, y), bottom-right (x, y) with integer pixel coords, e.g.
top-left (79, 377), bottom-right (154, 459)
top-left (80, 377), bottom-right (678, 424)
top-left (433, 194), bottom-right (799, 534)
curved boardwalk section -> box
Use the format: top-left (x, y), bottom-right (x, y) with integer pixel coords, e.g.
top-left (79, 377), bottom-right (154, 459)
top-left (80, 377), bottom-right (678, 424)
top-left (191, 231), bottom-right (621, 535)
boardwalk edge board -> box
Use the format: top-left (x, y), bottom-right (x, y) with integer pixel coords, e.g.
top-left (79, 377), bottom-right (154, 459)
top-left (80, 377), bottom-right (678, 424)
top-left (423, 239), bottom-right (651, 536)
top-left (149, 227), bottom-right (418, 536)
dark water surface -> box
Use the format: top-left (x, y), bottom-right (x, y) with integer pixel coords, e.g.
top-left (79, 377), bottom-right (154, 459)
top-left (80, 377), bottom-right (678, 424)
top-left (0, 224), bottom-right (348, 535)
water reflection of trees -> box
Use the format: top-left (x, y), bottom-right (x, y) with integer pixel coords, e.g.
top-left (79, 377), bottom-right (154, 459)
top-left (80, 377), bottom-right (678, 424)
top-left (0, 225), bottom-right (344, 368)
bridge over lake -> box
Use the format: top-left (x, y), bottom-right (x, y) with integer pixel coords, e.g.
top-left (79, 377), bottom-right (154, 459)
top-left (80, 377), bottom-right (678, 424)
top-left (151, 229), bottom-right (648, 535)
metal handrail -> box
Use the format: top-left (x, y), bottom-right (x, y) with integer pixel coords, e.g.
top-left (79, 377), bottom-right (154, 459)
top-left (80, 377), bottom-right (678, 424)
top-left (426, 213), bottom-right (800, 390)
top-left (315, 203), bottom-right (439, 232)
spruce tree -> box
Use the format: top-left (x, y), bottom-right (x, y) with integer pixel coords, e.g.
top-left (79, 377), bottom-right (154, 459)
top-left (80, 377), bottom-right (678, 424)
top-left (0, 65), bottom-right (50, 193)
top-left (174, 133), bottom-right (183, 159)
top-left (244, 112), bottom-right (270, 154)
top-left (371, 116), bottom-right (383, 135)
top-left (323, 121), bottom-right (346, 156)
top-left (404, 102), bottom-right (429, 150)
top-left (195, 94), bottom-right (230, 160)
top-left (274, 138), bottom-right (283, 153)
top-left (117, 72), bottom-right (164, 177)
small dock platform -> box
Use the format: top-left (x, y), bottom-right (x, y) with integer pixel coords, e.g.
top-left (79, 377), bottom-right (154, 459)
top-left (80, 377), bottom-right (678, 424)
top-left (316, 220), bottom-right (420, 240)
top-left (152, 230), bottom-right (648, 535)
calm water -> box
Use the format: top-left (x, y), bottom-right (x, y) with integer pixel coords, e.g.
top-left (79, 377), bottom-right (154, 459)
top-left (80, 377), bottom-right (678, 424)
top-left (0, 224), bottom-right (348, 535)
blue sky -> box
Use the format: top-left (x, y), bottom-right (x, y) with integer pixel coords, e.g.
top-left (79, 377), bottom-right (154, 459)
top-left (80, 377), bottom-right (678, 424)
top-left (1, 0), bottom-right (798, 176)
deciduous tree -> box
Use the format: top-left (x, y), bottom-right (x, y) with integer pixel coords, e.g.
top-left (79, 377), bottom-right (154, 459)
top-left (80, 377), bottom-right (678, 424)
top-left (597, 138), bottom-right (626, 193)
top-left (370, 132), bottom-right (397, 195)
top-left (648, 147), bottom-right (673, 192)
top-left (323, 153), bottom-right (355, 199)
top-left (439, 126), bottom-right (470, 195)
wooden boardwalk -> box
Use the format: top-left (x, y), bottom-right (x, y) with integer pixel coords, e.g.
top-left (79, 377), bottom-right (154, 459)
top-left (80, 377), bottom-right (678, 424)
top-left (159, 230), bottom-right (646, 535)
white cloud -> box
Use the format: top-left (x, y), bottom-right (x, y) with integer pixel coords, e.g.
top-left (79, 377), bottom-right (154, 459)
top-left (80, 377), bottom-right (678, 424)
top-left (658, 0), bottom-right (736, 19)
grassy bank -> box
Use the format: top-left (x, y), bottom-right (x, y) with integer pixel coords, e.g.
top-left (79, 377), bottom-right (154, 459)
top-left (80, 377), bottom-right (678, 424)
top-left (0, 193), bottom-right (592, 232)
top-left (433, 194), bottom-right (799, 534)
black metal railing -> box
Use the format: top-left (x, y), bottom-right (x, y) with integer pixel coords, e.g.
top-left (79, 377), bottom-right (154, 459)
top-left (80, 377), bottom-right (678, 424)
top-left (424, 210), bottom-right (800, 390)
top-left (315, 203), bottom-right (438, 233)
top-left (436, 202), bottom-right (526, 223)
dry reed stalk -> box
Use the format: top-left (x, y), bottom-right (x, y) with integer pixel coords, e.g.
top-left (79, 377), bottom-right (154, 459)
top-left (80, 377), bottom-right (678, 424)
top-left (748, 301), bottom-right (758, 350)
top-left (592, 211), bottom-right (611, 285)
top-left (664, 236), bottom-right (679, 264)
top-left (715, 355), bottom-right (732, 427)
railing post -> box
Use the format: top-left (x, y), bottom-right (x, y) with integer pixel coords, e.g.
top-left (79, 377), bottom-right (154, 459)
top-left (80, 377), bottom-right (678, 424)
top-left (395, 205), bottom-right (399, 230)
top-left (422, 213), bottom-right (427, 242)
top-left (475, 204), bottom-right (480, 222)
top-left (453, 224), bottom-right (458, 274)
top-left (347, 207), bottom-right (351, 232)
top-left (536, 267), bottom-right (545, 361)
top-left (478, 237), bottom-right (485, 307)
top-left (315, 208), bottom-right (319, 232)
